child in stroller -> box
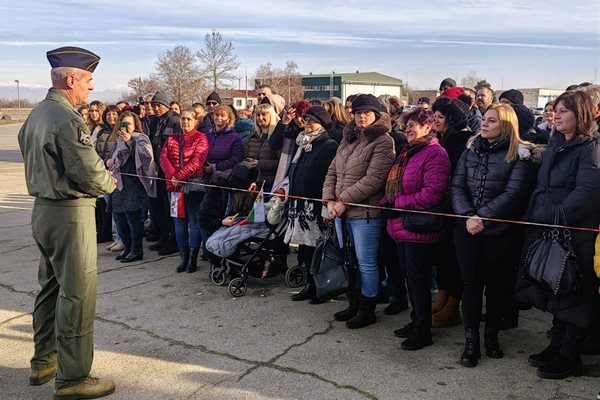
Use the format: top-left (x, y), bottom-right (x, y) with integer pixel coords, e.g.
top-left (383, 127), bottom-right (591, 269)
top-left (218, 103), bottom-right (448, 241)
top-left (200, 163), bottom-right (296, 295)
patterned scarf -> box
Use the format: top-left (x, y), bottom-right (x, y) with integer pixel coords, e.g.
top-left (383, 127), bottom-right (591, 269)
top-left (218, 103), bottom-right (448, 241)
top-left (384, 132), bottom-right (435, 203)
top-left (291, 127), bottom-right (326, 164)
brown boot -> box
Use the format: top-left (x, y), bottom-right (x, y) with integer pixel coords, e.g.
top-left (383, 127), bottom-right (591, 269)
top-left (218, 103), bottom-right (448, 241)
top-left (54, 376), bottom-right (116, 400)
top-left (29, 365), bottom-right (57, 386)
top-left (432, 296), bottom-right (462, 328)
top-left (431, 289), bottom-right (449, 314)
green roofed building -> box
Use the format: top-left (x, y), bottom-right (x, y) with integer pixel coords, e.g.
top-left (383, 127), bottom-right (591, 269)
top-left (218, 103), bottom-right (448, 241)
top-left (302, 71), bottom-right (406, 102)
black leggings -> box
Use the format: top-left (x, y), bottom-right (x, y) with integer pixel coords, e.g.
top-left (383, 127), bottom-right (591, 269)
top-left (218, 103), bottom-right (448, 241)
top-left (454, 227), bottom-right (514, 334)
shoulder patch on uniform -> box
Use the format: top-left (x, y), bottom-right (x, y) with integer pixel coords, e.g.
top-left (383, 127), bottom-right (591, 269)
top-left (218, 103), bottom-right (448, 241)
top-left (79, 127), bottom-right (91, 145)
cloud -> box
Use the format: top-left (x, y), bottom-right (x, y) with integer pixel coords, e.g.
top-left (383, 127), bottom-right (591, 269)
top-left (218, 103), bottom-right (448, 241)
top-left (422, 39), bottom-right (592, 51)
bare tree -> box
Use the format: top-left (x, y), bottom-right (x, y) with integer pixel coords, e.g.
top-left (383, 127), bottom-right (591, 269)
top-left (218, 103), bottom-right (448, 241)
top-left (254, 61), bottom-right (304, 104)
top-left (197, 30), bottom-right (240, 91)
top-left (460, 70), bottom-right (481, 89)
top-left (126, 75), bottom-right (162, 102)
top-left (155, 45), bottom-right (205, 106)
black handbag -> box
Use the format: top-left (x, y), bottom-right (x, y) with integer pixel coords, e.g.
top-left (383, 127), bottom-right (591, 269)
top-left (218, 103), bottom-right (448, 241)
top-left (522, 206), bottom-right (582, 296)
top-left (401, 202), bottom-right (447, 233)
top-left (178, 134), bottom-right (208, 194)
top-left (312, 219), bottom-right (352, 301)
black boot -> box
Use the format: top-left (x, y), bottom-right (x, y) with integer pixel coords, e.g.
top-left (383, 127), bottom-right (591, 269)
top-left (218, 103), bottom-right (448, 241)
top-left (460, 328), bottom-right (481, 367)
top-left (383, 297), bottom-right (409, 315)
top-left (484, 332), bottom-right (504, 359)
top-left (187, 247), bottom-right (200, 273)
top-left (176, 247), bottom-right (190, 273)
top-left (537, 354), bottom-right (583, 379)
top-left (334, 289), bottom-right (360, 322)
top-left (346, 295), bottom-right (377, 329)
top-left (291, 277), bottom-right (315, 302)
top-left (148, 238), bottom-right (165, 252)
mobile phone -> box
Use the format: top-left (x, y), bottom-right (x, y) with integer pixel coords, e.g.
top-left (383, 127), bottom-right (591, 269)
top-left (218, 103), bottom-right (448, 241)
top-left (119, 121), bottom-right (128, 129)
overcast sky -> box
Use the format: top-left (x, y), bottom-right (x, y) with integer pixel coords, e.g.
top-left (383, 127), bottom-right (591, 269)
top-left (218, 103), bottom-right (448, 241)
top-left (0, 0), bottom-right (598, 99)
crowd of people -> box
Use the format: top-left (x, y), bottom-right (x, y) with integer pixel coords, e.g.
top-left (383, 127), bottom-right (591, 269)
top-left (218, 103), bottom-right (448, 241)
top-left (80, 79), bottom-right (600, 381)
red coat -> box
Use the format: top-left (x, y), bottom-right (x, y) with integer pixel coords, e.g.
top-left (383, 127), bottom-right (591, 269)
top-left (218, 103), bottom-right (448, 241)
top-left (160, 129), bottom-right (209, 192)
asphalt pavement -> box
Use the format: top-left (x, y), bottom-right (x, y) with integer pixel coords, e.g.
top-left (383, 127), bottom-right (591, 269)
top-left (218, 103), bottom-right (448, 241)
top-left (0, 122), bottom-right (598, 399)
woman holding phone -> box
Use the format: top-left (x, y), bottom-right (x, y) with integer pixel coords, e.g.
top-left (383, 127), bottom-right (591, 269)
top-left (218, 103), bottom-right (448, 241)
top-left (106, 112), bottom-right (157, 262)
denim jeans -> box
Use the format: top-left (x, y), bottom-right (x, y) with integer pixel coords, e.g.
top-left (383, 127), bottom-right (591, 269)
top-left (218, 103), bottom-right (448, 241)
top-left (113, 210), bottom-right (144, 256)
top-left (335, 217), bottom-right (384, 298)
top-left (174, 192), bottom-right (203, 249)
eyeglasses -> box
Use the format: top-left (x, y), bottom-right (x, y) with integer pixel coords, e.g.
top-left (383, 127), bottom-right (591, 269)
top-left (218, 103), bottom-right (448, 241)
top-left (206, 101), bottom-right (219, 106)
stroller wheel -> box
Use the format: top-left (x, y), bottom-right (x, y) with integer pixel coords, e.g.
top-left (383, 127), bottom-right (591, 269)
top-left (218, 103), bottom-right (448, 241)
top-left (285, 265), bottom-right (307, 288)
top-left (210, 268), bottom-right (227, 286)
top-left (229, 277), bottom-right (247, 297)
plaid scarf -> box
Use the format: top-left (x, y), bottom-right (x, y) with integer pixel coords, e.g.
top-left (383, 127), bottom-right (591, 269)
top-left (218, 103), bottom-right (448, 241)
top-left (384, 132), bottom-right (435, 203)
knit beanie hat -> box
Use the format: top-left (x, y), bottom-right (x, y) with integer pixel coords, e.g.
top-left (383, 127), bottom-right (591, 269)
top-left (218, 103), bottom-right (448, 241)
top-left (439, 78), bottom-right (457, 91)
top-left (511, 104), bottom-right (535, 135)
top-left (207, 92), bottom-right (221, 104)
top-left (228, 162), bottom-right (259, 189)
top-left (499, 89), bottom-right (524, 105)
top-left (352, 94), bottom-right (381, 115)
top-left (151, 91), bottom-right (170, 108)
top-left (432, 97), bottom-right (468, 130)
top-left (304, 106), bottom-right (333, 129)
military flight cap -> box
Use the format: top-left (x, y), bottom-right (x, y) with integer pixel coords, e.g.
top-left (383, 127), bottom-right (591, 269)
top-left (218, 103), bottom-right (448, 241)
top-left (46, 46), bottom-right (100, 72)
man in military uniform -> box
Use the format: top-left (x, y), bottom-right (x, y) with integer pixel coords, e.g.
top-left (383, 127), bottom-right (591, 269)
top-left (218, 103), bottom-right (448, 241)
top-left (18, 46), bottom-right (117, 399)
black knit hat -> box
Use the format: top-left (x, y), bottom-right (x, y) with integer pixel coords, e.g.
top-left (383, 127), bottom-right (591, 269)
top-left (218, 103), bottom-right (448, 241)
top-left (207, 91), bottom-right (221, 104)
top-left (304, 106), bottom-right (333, 129)
top-left (439, 77), bottom-right (456, 91)
top-left (228, 162), bottom-right (259, 189)
top-left (151, 91), bottom-right (170, 108)
top-left (499, 89), bottom-right (524, 105)
top-left (432, 97), bottom-right (468, 130)
top-left (511, 104), bottom-right (535, 135)
top-left (351, 94), bottom-right (381, 115)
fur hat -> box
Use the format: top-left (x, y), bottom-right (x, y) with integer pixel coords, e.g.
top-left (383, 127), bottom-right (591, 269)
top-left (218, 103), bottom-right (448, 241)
top-left (207, 92), bottom-right (221, 104)
top-left (439, 78), bottom-right (456, 91)
top-left (432, 97), bottom-right (468, 130)
top-left (511, 104), bottom-right (535, 135)
top-left (352, 94), bottom-right (381, 115)
top-left (151, 91), bottom-right (170, 108)
top-left (304, 106), bottom-right (333, 129)
top-left (499, 89), bottom-right (524, 105)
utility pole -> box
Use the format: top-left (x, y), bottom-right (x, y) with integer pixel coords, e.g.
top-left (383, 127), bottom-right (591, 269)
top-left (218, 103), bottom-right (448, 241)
top-left (245, 67), bottom-right (248, 109)
top-left (14, 80), bottom-right (20, 110)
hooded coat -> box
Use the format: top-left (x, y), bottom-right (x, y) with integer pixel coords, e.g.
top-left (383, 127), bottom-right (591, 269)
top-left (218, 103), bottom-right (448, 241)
top-left (322, 113), bottom-right (395, 219)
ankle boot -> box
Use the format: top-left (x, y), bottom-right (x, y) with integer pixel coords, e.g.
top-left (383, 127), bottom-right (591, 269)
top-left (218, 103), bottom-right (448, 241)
top-left (460, 328), bottom-right (481, 367)
top-left (291, 277), bottom-right (315, 302)
top-left (537, 353), bottom-right (583, 379)
top-left (431, 289), bottom-right (449, 314)
top-left (528, 344), bottom-right (559, 367)
top-left (484, 332), bottom-right (504, 358)
top-left (334, 289), bottom-right (360, 321)
top-left (432, 296), bottom-right (462, 328)
top-left (346, 295), bottom-right (377, 329)
top-left (187, 247), bottom-right (200, 273)
top-left (383, 297), bottom-right (409, 315)
top-left (159, 234), bottom-right (179, 256)
top-left (176, 247), bottom-right (190, 273)
top-left (148, 238), bottom-right (165, 252)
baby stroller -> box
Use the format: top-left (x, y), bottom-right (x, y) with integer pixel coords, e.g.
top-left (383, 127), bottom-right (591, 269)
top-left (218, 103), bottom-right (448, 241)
top-left (203, 169), bottom-right (306, 297)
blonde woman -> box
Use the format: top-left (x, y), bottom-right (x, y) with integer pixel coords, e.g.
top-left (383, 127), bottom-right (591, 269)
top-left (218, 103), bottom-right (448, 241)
top-left (323, 99), bottom-right (351, 143)
top-left (451, 103), bottom-right (537, 367)
top-left (245, 103), bottom-right (281, 191)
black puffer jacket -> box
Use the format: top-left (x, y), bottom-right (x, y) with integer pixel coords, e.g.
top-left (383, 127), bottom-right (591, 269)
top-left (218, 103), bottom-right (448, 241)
top-left (451, 135), bottom-right (537, 236)
top-left (515, 133), bottom-right (600, 328)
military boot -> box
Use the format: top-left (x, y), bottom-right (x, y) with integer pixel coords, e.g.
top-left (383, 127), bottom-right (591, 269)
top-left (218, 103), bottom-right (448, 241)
top-left (54, 376), bottom-right (116, 400)
top-left (460, 328), bottom-right (481, 367)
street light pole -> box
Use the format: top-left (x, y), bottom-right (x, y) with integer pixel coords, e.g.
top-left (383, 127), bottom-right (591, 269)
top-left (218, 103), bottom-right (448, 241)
top-left (14, 80), bottom-right (20, 110)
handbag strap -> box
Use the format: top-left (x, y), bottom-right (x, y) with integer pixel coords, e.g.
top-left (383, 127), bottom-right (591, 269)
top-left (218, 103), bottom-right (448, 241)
top-left (178, 133), bottom-right (185, 169)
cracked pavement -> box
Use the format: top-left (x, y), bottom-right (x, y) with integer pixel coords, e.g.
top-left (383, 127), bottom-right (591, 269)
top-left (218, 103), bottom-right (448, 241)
top-left (1, 123), bottom-right (599, 399)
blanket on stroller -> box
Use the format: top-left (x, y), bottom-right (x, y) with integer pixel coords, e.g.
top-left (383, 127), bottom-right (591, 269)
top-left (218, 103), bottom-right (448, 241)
top-left (205, 222), bottom-right (271, 257)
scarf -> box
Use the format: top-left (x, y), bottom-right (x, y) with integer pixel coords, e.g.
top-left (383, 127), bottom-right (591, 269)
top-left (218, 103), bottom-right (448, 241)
top-left (384, 132), bottom-right (435, 203)
top-left (111, 132), bottom-right (157, 197)
top-left (291, 127), bottom-right (327, 164)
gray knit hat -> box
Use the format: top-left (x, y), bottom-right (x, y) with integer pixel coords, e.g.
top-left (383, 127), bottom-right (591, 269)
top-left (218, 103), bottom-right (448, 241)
top-left (151, 91), bottom-right (170, 108)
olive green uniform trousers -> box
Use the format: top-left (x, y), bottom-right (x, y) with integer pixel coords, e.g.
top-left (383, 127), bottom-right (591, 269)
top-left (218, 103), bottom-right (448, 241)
top-left (30, 198), bottom-right (97, 389)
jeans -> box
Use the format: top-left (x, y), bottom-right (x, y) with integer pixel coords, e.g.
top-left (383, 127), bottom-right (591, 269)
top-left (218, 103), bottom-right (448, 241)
top-left (174, 192), bottom-right (203, 249)
top-left (336, 217), bottom-right (384, 298)
top-left (113, 210), bottom-right (144, 256)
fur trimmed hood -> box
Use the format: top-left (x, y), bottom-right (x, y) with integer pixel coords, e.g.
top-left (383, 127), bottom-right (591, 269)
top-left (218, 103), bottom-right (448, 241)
top-left (343, 112), bottom-right (392, 144)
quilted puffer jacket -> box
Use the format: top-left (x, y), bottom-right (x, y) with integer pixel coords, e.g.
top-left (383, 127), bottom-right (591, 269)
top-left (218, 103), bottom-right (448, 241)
top-left (160, 129), bottom-right (209, 192)
top-left (450, 135), bottom-right (537, 236)
top-left (322, 113), bottom-right (395, 219)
